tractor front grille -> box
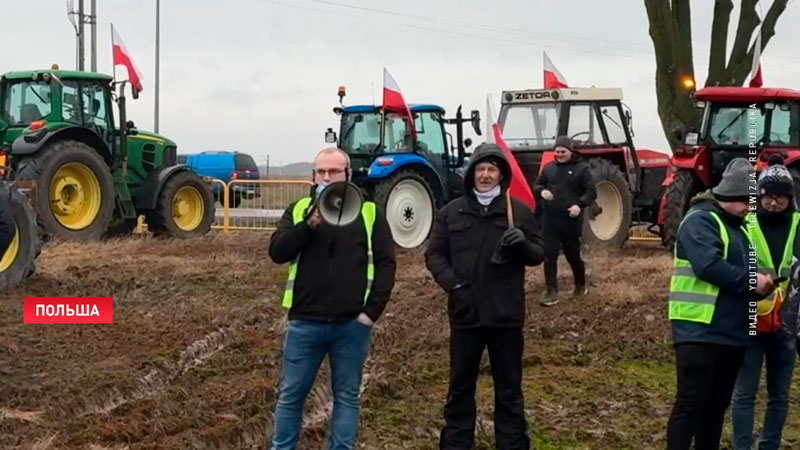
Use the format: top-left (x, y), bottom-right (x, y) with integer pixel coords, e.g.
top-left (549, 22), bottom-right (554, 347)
top-left (163, 146), bottom-right (177, 166)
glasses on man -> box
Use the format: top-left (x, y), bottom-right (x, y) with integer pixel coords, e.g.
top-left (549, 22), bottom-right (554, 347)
top-left (763, 194), bottom-right (790, 204)
top-left (314, 168), bottom-right (346, 177)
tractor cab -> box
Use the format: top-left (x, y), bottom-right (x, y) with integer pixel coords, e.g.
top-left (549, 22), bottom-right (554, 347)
top-left (674, 87), bottom-right (800, 187)
top-left (497, 87), bottom-right (669, 248)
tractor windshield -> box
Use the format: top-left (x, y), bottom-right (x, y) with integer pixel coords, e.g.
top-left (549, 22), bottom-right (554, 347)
top-left (499, 103), bottom-right (561, 150)
top-left (1, 80), bottom-right (53, 126)
top-left (706, 104), bottom-right (767, 146)
top-left (340, 111), bottom-right (441, 154)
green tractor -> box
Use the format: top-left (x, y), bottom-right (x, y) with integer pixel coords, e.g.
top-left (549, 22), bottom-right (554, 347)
top-left (0, 66), bottom-right (215, 241)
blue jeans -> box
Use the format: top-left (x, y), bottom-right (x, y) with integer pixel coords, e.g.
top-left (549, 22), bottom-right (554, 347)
top-left (731, 333), bottom-right (797, 450)
top-left (271, 318), bottom-right (372, 450)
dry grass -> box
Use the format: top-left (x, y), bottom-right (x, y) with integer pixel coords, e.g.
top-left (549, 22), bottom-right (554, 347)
top-left (1, 235), bottom-right (798, 449)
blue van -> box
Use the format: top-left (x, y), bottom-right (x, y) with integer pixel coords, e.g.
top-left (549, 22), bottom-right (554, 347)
top-left (180, 151), bottom-right (260, 208)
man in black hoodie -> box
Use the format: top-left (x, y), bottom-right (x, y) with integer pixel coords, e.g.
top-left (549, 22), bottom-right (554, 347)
top-left (426, 143), bottom-right (545, 450)
top-left (532, 136), bottom-right (596, 306)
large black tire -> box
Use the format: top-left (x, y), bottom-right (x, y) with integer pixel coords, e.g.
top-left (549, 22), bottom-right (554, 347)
top-left (0, 183), bottom-right (41, 290)
top-left (662, 169), bottom-right (704, 251)
top-left (582, 158), bottom-right (632, 250)
top-left (145, 171), bottom-right (215, 239)
top-left (15, 140), bottom-right (115, 241)
top-left (373, 169), bottom-right (435, 249)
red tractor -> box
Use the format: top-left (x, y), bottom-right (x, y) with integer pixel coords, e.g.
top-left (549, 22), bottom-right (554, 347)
top-left (497, 87), bottom-right (671, 249)
top-left (662, 86), bottom-right (800, 248)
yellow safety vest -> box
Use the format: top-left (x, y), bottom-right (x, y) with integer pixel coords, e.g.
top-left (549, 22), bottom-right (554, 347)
top-left (746, 211), bottom-right (800, 315)
top-left (281, 197), bottom-right (376, 309)
top-left (669, 209), bottom-right (732, 324)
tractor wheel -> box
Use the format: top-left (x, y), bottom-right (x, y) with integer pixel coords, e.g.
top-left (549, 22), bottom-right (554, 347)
top-left (373, 170), bottom-right (435, 249)
top-left (102, 217), bottom-right (140, 239)
top-left (0, 183), bottom-right (41, 289)
top-left (145, 171), bottom-right (215, 239)
top-left (663, 169), bottom-right (704, 251)
top-left (15, 140), bottom-right (115, 241)
top-left (582, 158), bottom-right (632, 250)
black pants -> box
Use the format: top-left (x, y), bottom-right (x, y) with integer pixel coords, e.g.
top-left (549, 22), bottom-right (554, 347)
top-left (543, 215), bottom-right (584, 290)
top-left (440, 327), bottom-right (529, 450)
top-left (667, 342), bottom-right (746, 450)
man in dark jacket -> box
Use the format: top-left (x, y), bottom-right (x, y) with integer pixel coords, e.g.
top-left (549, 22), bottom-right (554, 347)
top-left (268, 147), bottom-right (396, 450)
top-left (425, 142), bottom-right (545, 450)
top-left (667, 158), bottom-right (775, 450)
top-left (532, 136), bottom-right (596, 306)
top-left (731, 154), bottom-right (799, 450)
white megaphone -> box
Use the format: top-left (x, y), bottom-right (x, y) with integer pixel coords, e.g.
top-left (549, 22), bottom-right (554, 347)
top-left (316, 181), bottom-right (363, 226)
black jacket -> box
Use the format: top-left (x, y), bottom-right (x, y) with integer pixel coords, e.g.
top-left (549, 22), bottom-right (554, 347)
top-left (671, 192), bottom-right (761, 347)
top-left (532, 155), bottom-right (596, 219)
top-left (268, 191), bottom-right (396, 323)
top-left (0, 194), bottom-right (15, 257)
top-left (425, 144), bottom-right (545, 329)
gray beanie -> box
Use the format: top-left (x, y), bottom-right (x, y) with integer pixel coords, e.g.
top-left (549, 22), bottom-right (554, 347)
top-left (712, 158), bottom-right (753, 202)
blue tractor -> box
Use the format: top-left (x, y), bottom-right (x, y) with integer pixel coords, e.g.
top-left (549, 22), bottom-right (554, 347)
top-left (325, 87), bottom-right (481, 248)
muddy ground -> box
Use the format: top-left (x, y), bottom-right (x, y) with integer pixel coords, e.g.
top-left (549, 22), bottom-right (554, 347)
top-left (2, 233), bottom-right (799, 449)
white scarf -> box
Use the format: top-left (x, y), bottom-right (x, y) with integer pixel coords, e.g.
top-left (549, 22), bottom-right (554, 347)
top-left (473, 185), bottom-right (501, 206)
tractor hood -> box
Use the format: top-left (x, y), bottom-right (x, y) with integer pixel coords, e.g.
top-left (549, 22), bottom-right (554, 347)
top-left (128, 130), bottom-right (177, 148)
top-left (463, 143), bottom-right (511, 195)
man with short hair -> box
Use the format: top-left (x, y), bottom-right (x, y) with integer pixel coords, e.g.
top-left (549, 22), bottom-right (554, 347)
top-left (667, 157), bottom-right (776, 450)
top-left (426, 142), bottom-right (545, 450)
top-left (532, 135), bottom-right (596, 306)
top-left (268, 147), bottom-right (396, 450)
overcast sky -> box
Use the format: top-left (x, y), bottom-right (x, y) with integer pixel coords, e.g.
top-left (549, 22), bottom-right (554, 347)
top-left (5, 1), bottom-right (800, 165)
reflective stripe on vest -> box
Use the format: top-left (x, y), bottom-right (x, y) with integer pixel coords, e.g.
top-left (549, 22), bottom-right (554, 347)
top-left (746, 211), bottom-right (800, 309)
top-left (281, 197), bottom-right (377, 309)
top-left (669, 209), bottom-right (730, 324)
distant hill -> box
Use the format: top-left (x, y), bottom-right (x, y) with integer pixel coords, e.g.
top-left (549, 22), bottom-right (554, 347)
top-left (258, 162), bottom-right (313, 178)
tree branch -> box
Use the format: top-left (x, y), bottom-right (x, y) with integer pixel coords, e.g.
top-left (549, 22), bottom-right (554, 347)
top-left (706, 0), bottom-right (733, 86)
top-left (724, 0), bottom-right (759, 84)
top-left (728, 0), bottom-right (790, 85)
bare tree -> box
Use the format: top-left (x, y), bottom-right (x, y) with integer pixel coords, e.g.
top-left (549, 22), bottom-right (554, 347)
top-left (644, 0), bottom-right (789, 149)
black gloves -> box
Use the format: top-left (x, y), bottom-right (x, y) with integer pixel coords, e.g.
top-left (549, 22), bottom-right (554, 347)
top-left (500, 228), bottom-right (526, 249)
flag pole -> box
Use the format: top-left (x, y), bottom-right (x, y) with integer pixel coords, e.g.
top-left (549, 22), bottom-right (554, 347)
top-left (110, 24), bottom-right (117, 84)
top-left (506, 189), bottom-right (514, 229)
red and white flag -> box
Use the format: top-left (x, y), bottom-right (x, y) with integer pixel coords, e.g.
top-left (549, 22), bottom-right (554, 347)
top-left (383, 68), bottom-right (417, 141)
top-left (749, 28), bottom-right (763, 88)
top-left (111, 24), bottom-right (144, 98)
top-left (543, 51), bottom-right (568, 89)
top-left (486, 94), bottom-right (536, 211)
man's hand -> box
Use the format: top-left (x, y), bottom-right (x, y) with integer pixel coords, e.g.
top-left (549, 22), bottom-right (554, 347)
top-left (541, 189), bottom-right (554, 201)
top-left (500, 228), bottom-right (526, 248)
top-left (306, 205), bottom-right (322, 229)
top-left (568, 204), bottom-right (581, 218)
top-left (755, 273), bottom-right (776, 297)
top-left (356, 312), bottom-right (374, 327)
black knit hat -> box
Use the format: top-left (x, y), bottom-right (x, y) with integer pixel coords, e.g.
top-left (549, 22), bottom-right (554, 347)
top-left (758, 154), bottom-right (794, 197)
top-left (555, 135), bottom-right (574, 152)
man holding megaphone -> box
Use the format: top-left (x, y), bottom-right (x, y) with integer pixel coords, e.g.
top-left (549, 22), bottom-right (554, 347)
top-left (268, 147), bottom-right (396, 450)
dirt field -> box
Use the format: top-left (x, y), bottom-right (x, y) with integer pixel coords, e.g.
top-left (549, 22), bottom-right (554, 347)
top-left (2, 234), bottom-right (800, 449)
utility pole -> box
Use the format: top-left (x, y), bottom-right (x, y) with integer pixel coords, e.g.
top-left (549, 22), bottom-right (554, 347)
top-left (154, 0), bottom-right (160, 133)
top-left (266, 155), bottom-right (270, 180)
top-left (90, 0), bottom-right (97, 71)
top-left (78, 0), bottom-right (85, 71)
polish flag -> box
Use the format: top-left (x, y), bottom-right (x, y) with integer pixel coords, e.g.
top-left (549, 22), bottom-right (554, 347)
top-left (543, 51), bottom-right (568, 89)
top-left (749, 29), bottom-right (763, 88)
top-left (383, 68), bottom-right (417, 141)
top-left (111, 24), bottom-right (144, 98)
top-left (486, 94), bottom-right (536, 211)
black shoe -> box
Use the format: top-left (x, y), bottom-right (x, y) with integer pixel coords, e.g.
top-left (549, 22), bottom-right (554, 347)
top-left (573, 285), bottom-right (588, 297)
top-left (540, 290), bottom-right (559, 307)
